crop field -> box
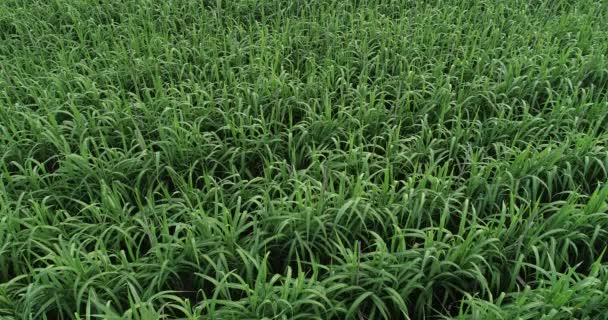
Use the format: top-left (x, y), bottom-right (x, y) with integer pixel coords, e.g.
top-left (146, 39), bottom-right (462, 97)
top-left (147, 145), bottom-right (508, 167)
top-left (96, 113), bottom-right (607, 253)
top-left (2, 0), bottom-right (608, 319)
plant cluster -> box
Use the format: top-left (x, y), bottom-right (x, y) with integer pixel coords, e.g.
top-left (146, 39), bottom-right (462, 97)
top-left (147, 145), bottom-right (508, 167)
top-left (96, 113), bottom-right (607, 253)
top-left (1, 0), bottom-right (608, 319)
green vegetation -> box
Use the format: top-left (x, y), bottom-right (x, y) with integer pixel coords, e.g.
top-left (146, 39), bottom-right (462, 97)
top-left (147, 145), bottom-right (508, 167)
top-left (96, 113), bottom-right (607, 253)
top-left (1, 0), bottom-right (608, 319)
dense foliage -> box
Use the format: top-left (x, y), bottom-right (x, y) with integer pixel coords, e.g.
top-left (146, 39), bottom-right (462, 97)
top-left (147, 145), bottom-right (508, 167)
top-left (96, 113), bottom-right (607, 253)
top-left (1, 0), bottom-right (608, 319)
